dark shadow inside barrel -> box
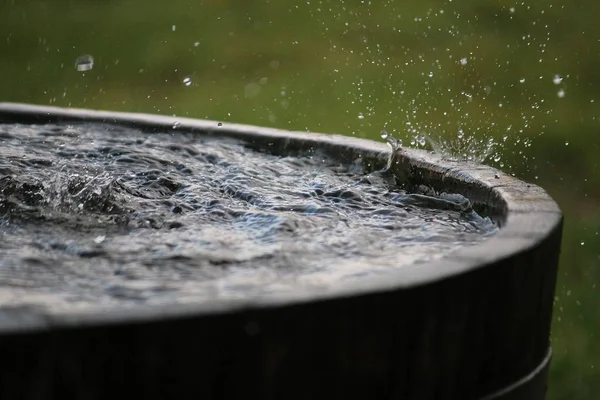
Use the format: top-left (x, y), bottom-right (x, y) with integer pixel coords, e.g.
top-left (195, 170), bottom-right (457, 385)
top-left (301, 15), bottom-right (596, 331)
top-left (0, 103), bottom-right (562, 400)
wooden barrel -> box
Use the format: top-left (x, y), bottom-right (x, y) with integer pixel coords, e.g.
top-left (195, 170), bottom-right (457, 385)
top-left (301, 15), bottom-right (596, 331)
top-left (0, 103), bottom-right (562, 400)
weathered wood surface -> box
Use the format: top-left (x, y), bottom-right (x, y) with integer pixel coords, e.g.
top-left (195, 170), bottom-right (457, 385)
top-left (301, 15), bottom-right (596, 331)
top-left (0, 103), bottom-right (562, 399)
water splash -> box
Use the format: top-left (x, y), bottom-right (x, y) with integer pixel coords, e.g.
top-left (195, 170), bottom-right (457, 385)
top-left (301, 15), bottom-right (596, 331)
top-left (380, 129), bottom-right (403, 172)
top-left (43, 168), bottom-right (121, 215)
top-left (380, 129), bottom-right (402, 151)
top-left (424, 131), bottom-right (496, 163)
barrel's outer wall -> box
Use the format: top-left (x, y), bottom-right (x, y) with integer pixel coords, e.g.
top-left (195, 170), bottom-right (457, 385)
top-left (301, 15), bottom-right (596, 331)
top-left (0, 218), bottom-right (562, 400)
top-left (0, 103), bottom-right (563, 400)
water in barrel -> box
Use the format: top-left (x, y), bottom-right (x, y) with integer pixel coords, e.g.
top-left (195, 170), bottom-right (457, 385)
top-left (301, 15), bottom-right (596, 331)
top-left (0, 122), bottom-right (497, 311)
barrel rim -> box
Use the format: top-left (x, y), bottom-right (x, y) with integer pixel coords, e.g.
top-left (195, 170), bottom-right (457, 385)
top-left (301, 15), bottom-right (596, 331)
top-left (479, 347), bottom-right (551, 400)
top-left (0, 102), bottom-right (562, 334)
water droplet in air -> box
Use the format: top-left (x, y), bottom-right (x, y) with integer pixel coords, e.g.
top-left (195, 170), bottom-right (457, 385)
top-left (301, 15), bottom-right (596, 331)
top-left (172, 121), bottom-right (181, 129)
top-left (94, 235), bottom-right (106, 244)
top-left (358, 113), bottom-right (365, 120)
top-left (75, 55), bottom-right (94, 72)
top-left (183, 77), bottom-right (192, 86)
top-left (565, 141), bottom-right (569, 146)
top-left (457, 128), bottom-right (464, 138)
top-left (194, 41), bottom-right (200, 47)
top-left (460, 57), bottom-right (468, 65)
top-left (581, 241), bottom-right (585, 246)
top-left (172, 25), bottom-right (176, 32)
top-left (553, 74), bottom-right (563, 85)
top-left (428, 71), bottom-right (433, 77)
top-left (519, 78), bottom-right (526, 83)
top-left (509, 7), bottom-right (515, 13)
top-left (244, 82), bottom-right (261, 98)
top-left (217, 122), bottom-right (223, 127)
top-left (557, 88), bottom-right (565, 98)
top-left (494, 173), bottom-right (500, 179)
top-left (258, 77), bottom-right (268, 85)
top-left (380, 130), bottom-right (389, 140)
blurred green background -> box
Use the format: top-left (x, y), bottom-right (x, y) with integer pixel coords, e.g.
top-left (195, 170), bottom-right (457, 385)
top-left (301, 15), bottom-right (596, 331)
top-left (1, 0), bottom-right (599, 398)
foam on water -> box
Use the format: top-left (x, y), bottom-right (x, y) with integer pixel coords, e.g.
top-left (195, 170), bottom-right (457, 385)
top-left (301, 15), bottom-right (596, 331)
top-left (0, 123), bottom-right (497, 311)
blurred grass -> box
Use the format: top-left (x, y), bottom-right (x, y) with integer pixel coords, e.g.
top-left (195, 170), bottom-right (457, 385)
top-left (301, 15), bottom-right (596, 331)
top-left (1, 0), bottom-right (599, 398)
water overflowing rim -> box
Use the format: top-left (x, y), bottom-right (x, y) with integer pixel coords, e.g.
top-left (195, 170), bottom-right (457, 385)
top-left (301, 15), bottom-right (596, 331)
top-left (0, 102), bottom-right (562, 333)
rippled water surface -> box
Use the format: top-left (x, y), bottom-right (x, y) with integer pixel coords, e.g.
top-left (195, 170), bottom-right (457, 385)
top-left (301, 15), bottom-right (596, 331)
top-left (0, 122), bottom-right (497, 311)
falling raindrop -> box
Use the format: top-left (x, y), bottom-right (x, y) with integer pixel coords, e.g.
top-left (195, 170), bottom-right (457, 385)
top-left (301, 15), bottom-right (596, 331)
top-left (245, 82), bottom-right (261, 98)
top-left (553, 74), bottom-right (563, 85)
top-left (74, 55), bottom-right (94, 72)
